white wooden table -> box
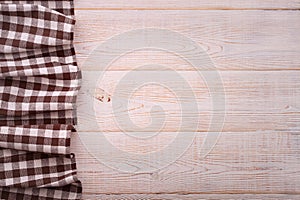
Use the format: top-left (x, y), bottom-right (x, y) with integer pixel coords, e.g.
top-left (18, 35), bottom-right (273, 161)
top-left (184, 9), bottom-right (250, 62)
top-left (72, 0), bottom-right (300, 199)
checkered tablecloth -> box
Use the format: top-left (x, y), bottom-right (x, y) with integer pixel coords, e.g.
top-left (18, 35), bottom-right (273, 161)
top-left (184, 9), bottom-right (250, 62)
top-left (0, 1), bottom-right (82, 199)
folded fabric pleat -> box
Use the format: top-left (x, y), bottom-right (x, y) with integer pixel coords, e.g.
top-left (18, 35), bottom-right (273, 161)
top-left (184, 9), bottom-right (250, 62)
top-left (0, 181), bottom-right (82, 200)
top-left (0, 76), bottom-right (80, 116)
top-left (0, 3), bottom-right (74, 53)
top-left (2, 0), bottom-right (75, 17)
top-left (0, 125), bottom-right (75, 154)
top-left (0, 149), bottom-right (78, 188)
top-left (0, 110), bottom-right (76, 126)
top-left (0, 1), bottom-right (82, 199)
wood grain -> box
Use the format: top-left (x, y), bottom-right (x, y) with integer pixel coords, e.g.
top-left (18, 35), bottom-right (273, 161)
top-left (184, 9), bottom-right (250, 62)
top-left (82, 194), bottom-right (300, 200)
top-left (77, 71), bottom-right (300, 132)
top-left (72, 131), bottom-right (300, 194)
top-left (74, 0), bottom-right (300, 10)
top-left (74, 10), bottom-right (300, 71)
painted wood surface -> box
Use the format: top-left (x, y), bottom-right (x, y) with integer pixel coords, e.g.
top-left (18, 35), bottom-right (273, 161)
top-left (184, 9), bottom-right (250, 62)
top-left (75, 0), bottom-right (300, 10)
top-left (73, 0), bottom-right (300, 198)
top-left (82, 194), bottom-right (300, 200)
top-left (72, 131), bottom-right (300, 194)
top-left (77, 71), bottom-right (300, 132)
top-left (74, 10), bottom-right (300, 71)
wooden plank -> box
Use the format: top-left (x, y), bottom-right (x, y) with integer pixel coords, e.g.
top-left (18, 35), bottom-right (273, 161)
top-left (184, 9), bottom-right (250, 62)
top-left (77, 71), bottom-right (300, 132)
top-left (74, 10), bottom-right (300, 71)
top-left (74, 0), bottom-right (300, 10)
top-left (71, 131), bottom-right (300, 194)
top-left (82, 194), bottom-right (300, 200)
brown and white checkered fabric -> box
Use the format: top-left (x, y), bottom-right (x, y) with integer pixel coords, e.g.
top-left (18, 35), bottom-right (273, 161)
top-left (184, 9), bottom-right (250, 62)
top-left (0, 149), bottom-right (78, 188)
top-left (0, 0), bottom-right (82, 199)
top-left (0, 110), bottom-right (76, 126)
top-left (0, 124), bottom-right (74, 154)
top-left (0, 181), bottom-right (82, 200)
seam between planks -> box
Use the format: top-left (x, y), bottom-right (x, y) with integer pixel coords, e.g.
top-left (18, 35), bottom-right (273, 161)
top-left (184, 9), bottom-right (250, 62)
top-left (75, 8), bottom-right (300, 11)
top-left (83, 192), bottom-right (300, 195)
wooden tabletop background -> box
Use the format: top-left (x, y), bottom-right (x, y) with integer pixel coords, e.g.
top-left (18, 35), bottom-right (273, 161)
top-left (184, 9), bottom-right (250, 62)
top-left (71, 0), bottom-right (300, 199)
